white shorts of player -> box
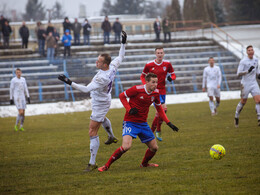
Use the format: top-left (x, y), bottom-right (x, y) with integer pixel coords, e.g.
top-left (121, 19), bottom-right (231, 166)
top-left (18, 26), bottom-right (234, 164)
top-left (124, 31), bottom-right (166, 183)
top-left (207, 87), bottom-right (220, 98)
top-left (14, 96), bottom-right (26, 110)
top-left (240, 83), bottom-right (260, 99)
top-left (90, 99), bottom-right (111, 123)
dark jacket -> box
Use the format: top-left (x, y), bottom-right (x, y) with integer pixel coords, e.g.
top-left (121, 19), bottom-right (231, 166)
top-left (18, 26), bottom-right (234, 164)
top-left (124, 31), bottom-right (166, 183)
top-left (0, 18), bottom-right (7, 32)
top-left (2, 24), bottom-right (12, 37)
top-left (37, 29), bottom-right (46, 40)
top-left (53, 31), bottom-right (60, 43)
top-left (46, 26), bottom-right (54, 35)
top-left (83, 22), bottom-right (91, 35)
top-left (63, 21), bottom-right (72, 33)
top-left (112, 21), bottom-right (122, 33)
top-left (73, 22), bottom-right (82, 34)
top-left (19, 25), bottom-right (30, 39)
top-left (154, 21), bottom-right (161, 33)
top-left (101, 21), bottom-right (111, 32)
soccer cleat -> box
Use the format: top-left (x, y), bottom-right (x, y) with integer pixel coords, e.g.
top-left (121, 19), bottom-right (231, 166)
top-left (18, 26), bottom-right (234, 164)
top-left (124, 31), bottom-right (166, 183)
top-left (234, 118), bottom-right (239, 128)
top-left (84, 163), bottom-right (98, 172)
top-left (14, 125), bottom-right (18, 131)
top-left (155, 131), bottom-right (162, 141)
top-left (105, 136), bottom-right (118, 145)
top-left (98, 165), bottom-right (109, 172)
top-left (19, 127), bottom-right (25, 131)
top-left (140, 163), bottom-right (159, 168)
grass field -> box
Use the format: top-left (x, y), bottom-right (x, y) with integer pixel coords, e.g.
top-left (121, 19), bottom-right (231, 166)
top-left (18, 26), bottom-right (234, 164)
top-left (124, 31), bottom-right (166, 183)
top-left (0, 99), bottom-right (260, 194)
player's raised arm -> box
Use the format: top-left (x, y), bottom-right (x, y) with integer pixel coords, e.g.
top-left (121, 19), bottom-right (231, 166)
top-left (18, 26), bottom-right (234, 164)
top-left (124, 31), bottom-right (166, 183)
top-left (237, 61), bottom-right (254, 76)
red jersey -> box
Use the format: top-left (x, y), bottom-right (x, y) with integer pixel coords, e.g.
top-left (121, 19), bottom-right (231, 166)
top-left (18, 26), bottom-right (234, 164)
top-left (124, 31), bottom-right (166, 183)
top-left (141, 60), bottom-right (175, 95)
top-left (121, 85), bottom-right (161, 123)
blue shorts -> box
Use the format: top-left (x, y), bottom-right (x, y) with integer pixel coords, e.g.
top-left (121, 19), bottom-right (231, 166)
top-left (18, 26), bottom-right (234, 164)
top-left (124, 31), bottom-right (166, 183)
top-left (122, 121), bottom-right (155, 143)
top-left (160, 95), bottom-right (166, 104)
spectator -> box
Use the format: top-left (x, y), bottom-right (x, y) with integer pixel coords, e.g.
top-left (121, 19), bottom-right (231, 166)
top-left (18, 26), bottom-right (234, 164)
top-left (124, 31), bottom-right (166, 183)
top-left (62, 29), bottom-right (72, 57)
top-left (46, 31), bottom-right (56, 64)
top-left (162, 18), bottom-right (171, 42)
top-left (101, 16), bottom-right (111, 44)
top-left (34, 21), bottom-right (41, 42)
top-left (2, 20), bottom-right (12, 49)
top-left (112, 17), bottom-right (122, 44)
top-left (46, 21), bottom-right (54, 35)
top-left (19, 21), bottom-right (30, 48)
top-left (72, 18), bottom-right (81, 45)
top-left (154, 18), bottom-right (161, 42)
top-left (0, 15), bottom-right (7, 44)
top-left (82, 19), bottom-right (91, 45)
top-left (53, 28), bottom-right (60, 56)
top-left (37, 25), bottom-right (46, 56)
top-left (63, 17), bottom-right (72, 34)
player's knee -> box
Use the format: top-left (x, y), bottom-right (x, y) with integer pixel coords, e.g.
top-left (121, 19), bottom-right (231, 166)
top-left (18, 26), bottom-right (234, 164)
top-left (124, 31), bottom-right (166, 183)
top-left (122, 144), bottom-right (131, 151)
top-left (88, 128), bottom-right (98, 137)
top-left (150, 145), bottom-right (158, 152)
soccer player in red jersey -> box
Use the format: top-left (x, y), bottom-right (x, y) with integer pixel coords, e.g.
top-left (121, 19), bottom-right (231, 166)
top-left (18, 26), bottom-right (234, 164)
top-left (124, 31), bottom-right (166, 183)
top-left (98, 73), bottom-right (178, 172)
top-left (140, 47), bottom-right (176, 141)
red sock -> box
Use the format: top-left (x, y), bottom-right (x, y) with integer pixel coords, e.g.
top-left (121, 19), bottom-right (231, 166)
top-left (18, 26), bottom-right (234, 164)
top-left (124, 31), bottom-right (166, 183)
top-left (105, 146), bottom-right (125, 168)
top-left (141, 149), bottom-right (156, 167)
top-left (156, 108), bottom-right (167, 132)
top-left (151, 113), bottom-right (159, 132)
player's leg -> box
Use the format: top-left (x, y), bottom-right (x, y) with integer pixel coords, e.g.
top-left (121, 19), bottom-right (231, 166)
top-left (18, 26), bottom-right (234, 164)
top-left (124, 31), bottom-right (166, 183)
top-left (151, 111), bottom-right (159, 132)
top-left (141, 139), bottom-right (159, 167)
top-left (214, 88), bottom-right (221, 114)
top-left (234, 85), bottom-right (248, 127)
top-left (156, 95), bottom-right (166, 141)
top-left (102, 117), bottom-right (118, 145)
top-left (19, 109), bottom-right (25, 131)
top-left (15, 110), bottom-right (21, 131)
top-left (253, 93), bottom-right (260, 126)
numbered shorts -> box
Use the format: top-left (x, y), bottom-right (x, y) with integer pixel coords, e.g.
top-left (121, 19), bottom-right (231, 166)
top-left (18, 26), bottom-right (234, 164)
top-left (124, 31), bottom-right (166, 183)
top-left (240, 83), bottom-right (260, 99)
top-left (14, 97), bottom-right (26, 110)
top-left (122, 121), bottom-right (155, 143)
top-left (207, 87), bottom-right (220, 98)
top-left (90, 99), bottom-right (110, 122)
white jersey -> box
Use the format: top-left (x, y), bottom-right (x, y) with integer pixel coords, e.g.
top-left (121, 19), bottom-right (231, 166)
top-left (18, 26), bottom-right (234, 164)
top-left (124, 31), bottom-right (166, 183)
top-left (202, 65), bottom-right (222, 88)
top-left (237, 56), bottom-right (259, 86)
top-left (71, 44), bottom-right (125, 102)
top-left (10, 76), bottom-right (29, 100)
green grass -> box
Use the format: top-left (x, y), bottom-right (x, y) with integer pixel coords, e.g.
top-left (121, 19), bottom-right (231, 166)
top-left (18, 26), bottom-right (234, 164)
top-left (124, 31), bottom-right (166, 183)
top-left (0, 99), bottom-right (260, 194)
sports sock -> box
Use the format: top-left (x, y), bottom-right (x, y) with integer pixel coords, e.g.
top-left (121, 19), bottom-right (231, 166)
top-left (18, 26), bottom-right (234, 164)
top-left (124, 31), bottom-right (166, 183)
top-left (102, 117), bottom-right (114, 137)
top-left (209, 100), bottom-right (215, 113)
top-left (141, 148), bottom-right (156, 167)
top-left (255, 103), bottom-right (260, 120)
top-left (235, 102), bottom-right (244, 118)
top-left (20, 115), bottom-right (25, 127)
top-left (16, 114), bottom-right (20, 125)
top-left (105, 146), bottom-right (125, 168)
top-left (151, 113), bottom-right (159, 132)
top-left (89, 136), bottom-right (100, 165)
top-left (216, 101), bottom-right (220, 108)
top-left (156, 108), bottom-right (167, 132)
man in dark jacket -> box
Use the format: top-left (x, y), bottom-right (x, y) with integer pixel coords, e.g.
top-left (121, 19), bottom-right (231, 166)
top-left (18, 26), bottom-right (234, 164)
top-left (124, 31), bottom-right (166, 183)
top-left (19, 21), bottom-right (30, 48)
top-left (0, 15), bottom-right (7, 44)
top-left (37, 25), bottom-right (46, 56)
top-left (46, 21), bottom-right (54, 35)
top-left (72, 18), bottom-right (81, 45)
top-left (63, 17), bottom-right (72, 34)
top-left (153, 18), bottom-right (161, 42)
top-left (101, 16), bottom-right (111, 44)
top-left (82, 19), bottom-right (91, 45)
top-left (112, 18), bottom-right (122, 44)
top-left (2, 20), bottom-right (12, 48)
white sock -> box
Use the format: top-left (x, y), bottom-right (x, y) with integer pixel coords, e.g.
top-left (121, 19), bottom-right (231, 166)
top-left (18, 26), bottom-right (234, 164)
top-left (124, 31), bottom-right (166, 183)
top-left (89, 136), bottom-right (100, 165)
top-left (255, 104), bottom-right (260, 120)
top-left (102, 117), bottom-right (114, 137)
top-left (20, 115), bottom-right (25, 127)
top-left (209, 100), bottom-right (215, 113)
top-left (16, 114), bottom-right (20, 125)
top-left (235, 102), bottom-right (244, 118)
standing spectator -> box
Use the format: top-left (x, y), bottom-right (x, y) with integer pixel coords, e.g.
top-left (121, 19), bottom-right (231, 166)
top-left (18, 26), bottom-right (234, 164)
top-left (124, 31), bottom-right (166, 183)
top-left (82, 19), bottom-right (91, 45)
top-left (34, 21), bottom-right (41, 42)
top-left (37, 25), bottom-right (46, 56)
top-left (2, 20), bottom-right (12, 49)
top-left (162, 18), bottom-right (171, 42)
top-left (0, 15), bottom-right (7, 44)
top-left (112, 18), bottom-right (122, 44)
top-left (62, 29), bottom-right (72, 57)
top-left (53, 28), bottom-right (60, 56)
top-left (101, 16), bottom-right (111, 44)
top-left (153, 18), bottom-right (161, 42)
top-left (72, 18), bottom-right (81, 45)
top-left (19, 21), bottom-right (30, 48)
top-left (63, 17), bottom-right (72, 34)
top-left (46, 31), bottom-right (56, 64)
top-left (46, 21), bottom-right (54, 35)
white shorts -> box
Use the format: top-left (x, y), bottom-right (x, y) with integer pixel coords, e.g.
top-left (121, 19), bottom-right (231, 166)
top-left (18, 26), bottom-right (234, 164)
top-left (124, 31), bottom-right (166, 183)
top-left (14, 97), bottom-right (26, 110)
top-left (207, 87), bottom-right (220, 98)
top-left (240, 83), bottom-right (260, 99)
top-left (90, 99), bottom-right (111, 122)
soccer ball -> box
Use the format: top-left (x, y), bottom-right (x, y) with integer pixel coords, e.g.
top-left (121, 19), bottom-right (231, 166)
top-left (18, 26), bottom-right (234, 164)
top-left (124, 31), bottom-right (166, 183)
top-left (210, 144), bottom-right (226, 160)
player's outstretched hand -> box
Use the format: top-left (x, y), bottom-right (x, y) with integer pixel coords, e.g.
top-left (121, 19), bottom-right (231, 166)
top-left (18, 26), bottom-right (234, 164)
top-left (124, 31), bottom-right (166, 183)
top-left (129, 107), bottom-right (138, 115)
top-left (167, 75), bottom-right (172, 82)
top-left (167, 122), bottom-right (179, 132)
top-left (121, 31), bottom-right (127, 44)
top-left (27, 97), bottom-right (30, 104)
top-left (248, 66), bottom-right (255, 73)
top-left (10, 99), bottom-right (14, 105)
top-left (58, 74), bottom-right (72, 85)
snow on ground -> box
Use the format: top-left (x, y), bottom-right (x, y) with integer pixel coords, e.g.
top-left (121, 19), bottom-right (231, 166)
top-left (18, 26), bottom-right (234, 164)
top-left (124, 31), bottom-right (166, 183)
top-left (0, 90), bottom-right (249, 118)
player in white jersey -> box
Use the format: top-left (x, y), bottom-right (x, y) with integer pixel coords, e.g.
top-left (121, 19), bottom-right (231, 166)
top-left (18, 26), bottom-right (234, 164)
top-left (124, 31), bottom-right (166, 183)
top-left (202, 57), bottom-right (222, 116)
top-left (234, 45), bottom-right (260, 127)
top-left (58, 31), bottom-right (127, 171)
top-left (10, 68), bottom-right (30, 131)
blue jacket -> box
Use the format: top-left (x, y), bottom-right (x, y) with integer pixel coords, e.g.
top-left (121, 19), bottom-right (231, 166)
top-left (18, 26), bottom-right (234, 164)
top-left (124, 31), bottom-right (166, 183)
top-left (62, 34), bottom-right (72, 46)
